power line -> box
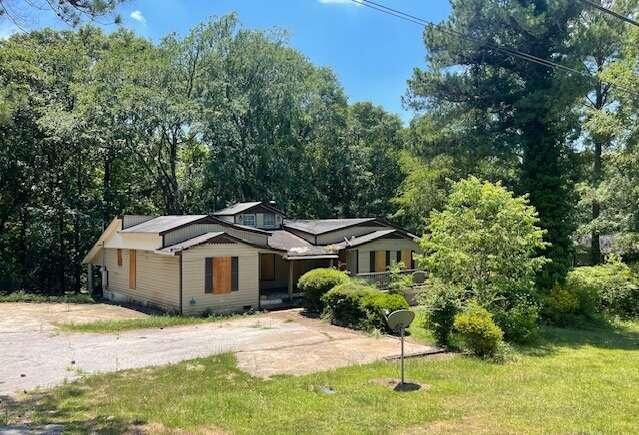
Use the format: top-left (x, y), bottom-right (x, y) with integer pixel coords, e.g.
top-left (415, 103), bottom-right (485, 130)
top-left (352, 0), bottom-right (639, 98)
top-left (577, 0), bottom-right (639, 27)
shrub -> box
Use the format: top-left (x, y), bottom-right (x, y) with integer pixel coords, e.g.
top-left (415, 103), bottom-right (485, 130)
top-left (454, 302), bottom-right (503, 358)
top-left (543, 258), bottom-right (639, 324)
top-left (543, 282), bottom-right (598, 326)
top-left (493, 300), bottom-right (540, 344)
top-left (361, 292), bottom-right (409, 332)
top-left (572, 259), bottom-right (639, 318)
top-left (423, 282), bottom-right (462, 346)
top-left (322, 281), bottom-right (409, 333)
top-left (322, 282), bottom-right (377, 327)
top-left (298, 268), bottom-right (349, 313)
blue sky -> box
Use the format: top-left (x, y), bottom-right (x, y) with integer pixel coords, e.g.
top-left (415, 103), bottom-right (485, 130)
top-left (1, 0), bottom-right (452, 123)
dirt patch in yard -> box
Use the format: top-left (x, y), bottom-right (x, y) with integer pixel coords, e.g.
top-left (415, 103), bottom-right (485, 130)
top-left (0, 302), bottom-right (146, 332)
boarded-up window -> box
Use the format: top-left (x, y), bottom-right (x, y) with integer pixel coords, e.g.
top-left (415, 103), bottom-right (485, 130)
top-left (117, 249), bottom-right (123, 267)
top-left (260, 254), bottom-right (275, 281)
top-left (401, 250), bottom-right (412, 269)
top-left (375, 250), bottom-right (386, 272)
top-left (128, 249), bottom-right (136, 289)
top-left (205, 257), bottom-right (239, 294)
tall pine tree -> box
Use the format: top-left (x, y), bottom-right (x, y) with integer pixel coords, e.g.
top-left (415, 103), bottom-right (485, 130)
top-left (405, 0), bottom-right (588, 287)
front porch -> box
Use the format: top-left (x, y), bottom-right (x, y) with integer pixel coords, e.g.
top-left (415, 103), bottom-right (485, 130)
top-left (258, 253), bottom-right (334, 309)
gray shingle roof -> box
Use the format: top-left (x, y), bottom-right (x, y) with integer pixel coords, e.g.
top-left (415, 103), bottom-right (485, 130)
top-left (267, 230), bottom-right (338, 258)
top-left (120, 215), bottom-right (207, 233)
top-left (213, 202), bottom-right (263, 216)
top-left (157, 232), bottom-right (226, 254)
top-left (283, 218), bottom-right (377, 235)
top-left (332, 229), bottom-right (398, 250)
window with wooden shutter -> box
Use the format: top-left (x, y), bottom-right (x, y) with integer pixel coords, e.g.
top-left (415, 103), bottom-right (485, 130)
top-left (128, 249), bottom-right (136, 289)
top-left (204, 256), bottom-right (239, 294)
top-left (375, 250), bottom-right (386, 272)
top-left (401, 249), bottom-right (412, 269)
top-left (117, 249), bottom-right (122, 267)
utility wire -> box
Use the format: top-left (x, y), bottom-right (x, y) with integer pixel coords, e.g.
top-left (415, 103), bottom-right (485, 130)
top-left (352, 0), bottom-right (639, 98)
top-left (577, 0), bottom-right (639, 27)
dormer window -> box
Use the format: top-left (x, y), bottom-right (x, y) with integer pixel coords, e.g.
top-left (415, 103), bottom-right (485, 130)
top-left (241, 214), bottom-right (256, 227)
top-left (263, 213), bottom-right (275, 228)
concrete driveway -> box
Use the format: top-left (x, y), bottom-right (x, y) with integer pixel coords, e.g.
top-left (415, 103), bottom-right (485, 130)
top-left (0, 303), bottom-right (439, 397)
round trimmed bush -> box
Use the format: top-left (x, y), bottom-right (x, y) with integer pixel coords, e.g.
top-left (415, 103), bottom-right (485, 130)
top-left (361, 292), bottom-right (409, 333)
top-left (453, 302), bottom-right (503, 358)
top-left (322, 282), bottom-right (377, 327)
top-left (322, 281), bottom-right (409, 333)
top-left (298, 268), bottom-right (349, 313)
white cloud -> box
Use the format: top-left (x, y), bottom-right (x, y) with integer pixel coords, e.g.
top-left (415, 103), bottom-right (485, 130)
top-left (318, 0), bottom-right (361, 5)
top-left (130, 10), bottom-right (146, 24)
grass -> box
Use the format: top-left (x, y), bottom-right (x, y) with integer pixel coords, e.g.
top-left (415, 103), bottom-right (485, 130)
top-left (56, 313), bottom-right (242, 333)
top-left (5, 321), bottom-right (638, 434)
top-left (0, 291), bottom-right (95, 304)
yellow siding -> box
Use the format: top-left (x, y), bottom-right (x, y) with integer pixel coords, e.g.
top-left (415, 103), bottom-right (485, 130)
top-left (103, 248), bottom-right (180, 311)
top-left (181, 243), bottom-right (261, 315)
top-left (354, 238), bottom-right (420, 273)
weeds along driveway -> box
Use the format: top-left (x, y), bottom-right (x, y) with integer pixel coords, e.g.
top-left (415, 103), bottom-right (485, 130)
top-left (0, 304), bottom-right (439, 397)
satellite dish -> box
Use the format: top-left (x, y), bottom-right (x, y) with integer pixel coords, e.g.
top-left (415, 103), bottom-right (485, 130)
top-left (386, 309), bottom-right (416, 390)
top-left (386, 309), bottom-right (415, 333)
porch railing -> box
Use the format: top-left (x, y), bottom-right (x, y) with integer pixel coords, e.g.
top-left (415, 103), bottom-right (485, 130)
top-left (352, 269), bottom-right (426, 289)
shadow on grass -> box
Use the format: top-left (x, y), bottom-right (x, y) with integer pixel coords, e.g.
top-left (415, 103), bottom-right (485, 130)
top-left (0, 387), bottom-right (138, 433)
top-left (518, 320), bottom-right (639, 357)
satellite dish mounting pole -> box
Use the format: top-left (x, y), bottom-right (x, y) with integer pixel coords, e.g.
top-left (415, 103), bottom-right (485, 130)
top-left (400, 326), bottom-right (405, 386)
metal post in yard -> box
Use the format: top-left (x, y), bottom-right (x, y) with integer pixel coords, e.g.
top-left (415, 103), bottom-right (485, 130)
top-left (400, 326), bottom-right (405, 386)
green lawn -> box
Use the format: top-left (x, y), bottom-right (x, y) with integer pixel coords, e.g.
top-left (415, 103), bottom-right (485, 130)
top-left (5, 321), bottom-right (639, 434)
top-left (56, 313), bottom-right (243, 333)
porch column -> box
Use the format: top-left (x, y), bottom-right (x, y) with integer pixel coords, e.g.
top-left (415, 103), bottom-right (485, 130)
top-left (288, 261), bottom-right (294, 301)
top-left (86, 264), bottom-right (93, 293)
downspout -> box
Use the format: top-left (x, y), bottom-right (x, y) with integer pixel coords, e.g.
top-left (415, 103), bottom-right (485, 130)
top-left (178, 252), bottom-right (183, 315)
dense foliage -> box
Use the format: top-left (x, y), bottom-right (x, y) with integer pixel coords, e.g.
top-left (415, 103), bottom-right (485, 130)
top-left (0, 16), bottom-right (405, 293)
top-left (298, 268), bottom-right (349, 313)
top-left (544, 258), bottom-right (639, 324)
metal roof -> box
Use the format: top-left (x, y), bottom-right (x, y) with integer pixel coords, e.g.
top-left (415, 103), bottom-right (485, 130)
top-left (120, 215), bottom-right (208, 233)
top-left (213, 202), bottom-right (263, 216)
top-left (283, 218), bottom-right (377, 235)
